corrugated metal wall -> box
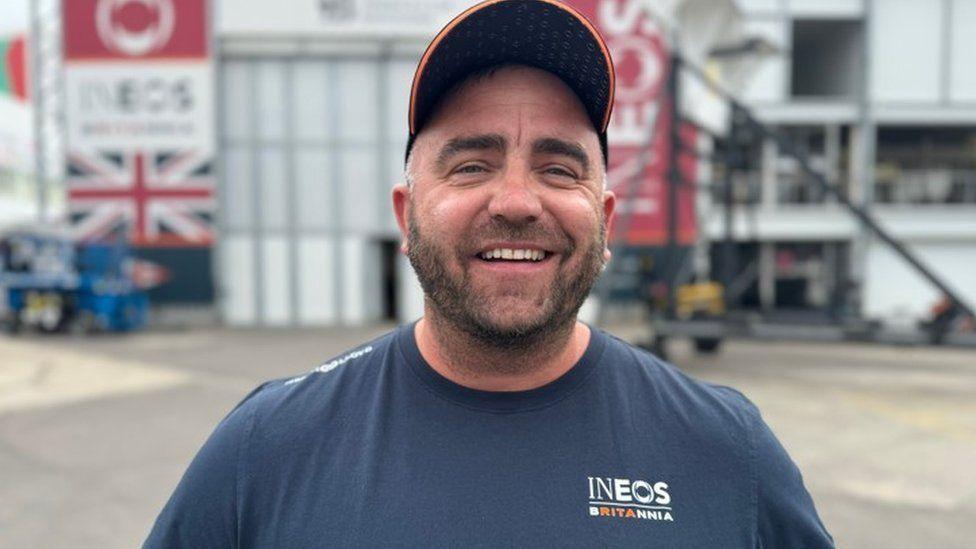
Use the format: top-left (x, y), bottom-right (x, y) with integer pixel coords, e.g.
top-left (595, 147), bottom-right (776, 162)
top-left (216, 50), bottom-right (423, 326)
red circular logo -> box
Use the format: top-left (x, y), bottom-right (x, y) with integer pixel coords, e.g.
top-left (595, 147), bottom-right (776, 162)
top-left (96, 0), bottom-right (175, 57)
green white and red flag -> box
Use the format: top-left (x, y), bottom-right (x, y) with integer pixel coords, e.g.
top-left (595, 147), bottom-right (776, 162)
top-left (0, 34), bottom-right (29, 102)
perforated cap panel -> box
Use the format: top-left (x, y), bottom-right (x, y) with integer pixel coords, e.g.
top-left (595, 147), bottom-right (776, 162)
top-left (406, 0), bottom-right (614, 163)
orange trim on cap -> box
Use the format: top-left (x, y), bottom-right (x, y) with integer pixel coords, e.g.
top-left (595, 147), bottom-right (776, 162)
top-left (408, 0), bottom-right (616, 135)
top-left (544, 0), bottom-right (616, 131)
top-left (409, 0), bottom-right (506, 135)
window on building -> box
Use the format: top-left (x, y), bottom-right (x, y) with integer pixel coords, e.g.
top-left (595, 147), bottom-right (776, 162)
top-left (875, 127), bottom-right (976, 204)
top-left (710, 137), bottom-right (763, 207)
top-left (790, 19), bottom-right (863, 98)
top-left (709, 240), bottom-right (850, 315)
top-left (775, 125), bottom-right (851, 204)
top-left (711, 124), bottom-right (852, 206)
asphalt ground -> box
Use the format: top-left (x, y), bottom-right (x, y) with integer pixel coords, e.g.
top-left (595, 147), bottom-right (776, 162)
top-left (1, 324), bottom-right (974, 548)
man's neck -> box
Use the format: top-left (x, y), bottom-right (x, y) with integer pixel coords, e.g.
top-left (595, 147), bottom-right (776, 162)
top-left (414, 313), bottom-right (591, 392)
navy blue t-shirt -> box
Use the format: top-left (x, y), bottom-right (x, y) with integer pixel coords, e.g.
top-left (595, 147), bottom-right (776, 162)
top-left (145, 324), bottom-right (833, 548)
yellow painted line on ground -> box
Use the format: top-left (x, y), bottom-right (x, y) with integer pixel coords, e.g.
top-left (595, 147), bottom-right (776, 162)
top-left (828, 388), bottom-right (976, 511)
top-left (837, 389), bottom-right (976, 445)
top-left (0, 337), bottom-right (192, 415)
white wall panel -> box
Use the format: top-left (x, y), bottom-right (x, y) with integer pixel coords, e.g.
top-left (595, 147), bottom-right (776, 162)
top-left (388, 141), bottom-right (409, 183)
top-left (223, 145), bottom-right (253, 229)
top-left (385, 147), bottom-right (407, 233)
top-left (216, 0), bottom-right (470, 35)
top-left (950, 0), bottom-right (976, 102)
top-left (256, 61), bottom-right (287, 140)
top-left (341, 237), bottom-right (367, 324)
top-left (259, 147), bottom-right (288, 230)
top-left (295, 148), bottom-right (333, 230)
top-left (788, 0), bottom-right (863, 17)
top-left (222, 236), bottom-right (256, 325)
top-left (736, 0), bottom-right (781, 14)
top-left (217, 53), bottom-right (429, 326)
top-left (871, 0), bottom-right (943, 103)
top-left (337, 61), bottom-right (379, 143)
top-left (298, 237), bottom-right (337, 324)
top-left (864, 241), bottom-right (976, 324)
top-left (262, 236), bottom-right (291, 325)
top-left (292, 61), bottom-right (330, 141)
top-left (740, 19), bottom-right (787, 103)
top-left (339, 237), bottom-right (384, 324)
top-left (387, 60), bottom-right (415, 141)
top-left (340, 148), bottom-right (379, 232)
top-left (221, 61), bottom-right (252, 139)
top-left (703, 208), bottom-right (857, 240)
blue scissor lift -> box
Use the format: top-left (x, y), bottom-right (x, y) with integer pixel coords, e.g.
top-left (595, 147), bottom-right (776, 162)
top-left (0, 225), bottom-right (148, 334)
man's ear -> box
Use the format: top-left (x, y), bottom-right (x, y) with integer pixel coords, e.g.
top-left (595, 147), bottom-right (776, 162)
top-left (602, 190), bottom-right (616, 264)
top-left (392, 183), bottom-right (412, 254)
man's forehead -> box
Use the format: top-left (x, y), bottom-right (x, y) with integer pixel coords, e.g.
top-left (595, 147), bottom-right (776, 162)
top-left (415, 66), bottom-right (600, 158)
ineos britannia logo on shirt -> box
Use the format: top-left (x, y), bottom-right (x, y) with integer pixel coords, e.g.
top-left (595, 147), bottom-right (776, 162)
top-left (587, 476), bottom-right (674, 522)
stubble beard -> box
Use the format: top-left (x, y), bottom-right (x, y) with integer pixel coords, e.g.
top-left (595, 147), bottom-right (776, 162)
top-left (406, 209), bottom-right (606, 358)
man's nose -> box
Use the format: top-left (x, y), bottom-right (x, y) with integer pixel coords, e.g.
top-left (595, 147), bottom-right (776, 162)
top-left (486, 168), bottom-right (543, 224)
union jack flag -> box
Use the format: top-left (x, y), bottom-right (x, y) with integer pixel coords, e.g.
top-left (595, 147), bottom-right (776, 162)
top-left (67, 150), bottom-right (215, 247)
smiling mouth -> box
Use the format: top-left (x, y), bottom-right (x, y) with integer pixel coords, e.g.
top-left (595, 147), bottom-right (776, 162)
top-left (477, 248), bottom-right (549, 262)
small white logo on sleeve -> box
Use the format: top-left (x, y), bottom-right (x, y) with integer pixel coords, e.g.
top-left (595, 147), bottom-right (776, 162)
top-left (587, 476), bottom-right (674, 522)
top-left (285, 345), bottom-right (374, 385)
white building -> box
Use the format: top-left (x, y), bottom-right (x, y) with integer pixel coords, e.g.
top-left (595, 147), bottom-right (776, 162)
top-left (213, 0), bottom-right (976, 327)
top-left (214, 1), bottom-right (470, 326)
top-left (719, 0), bottom-right (976, 326)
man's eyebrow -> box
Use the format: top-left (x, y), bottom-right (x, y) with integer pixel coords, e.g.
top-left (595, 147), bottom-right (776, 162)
top-left (435, 134), bottom-right (508, 169)
top-left (532, 137), bottom-right (590, 175)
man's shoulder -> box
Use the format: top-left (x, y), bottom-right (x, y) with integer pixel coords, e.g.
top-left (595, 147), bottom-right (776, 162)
top-left (232, 328), bottom-right (399, 426)
top-left (597, 330), bottom-right (760, 428)
top-left (596, 331), bottom-right (833, 546)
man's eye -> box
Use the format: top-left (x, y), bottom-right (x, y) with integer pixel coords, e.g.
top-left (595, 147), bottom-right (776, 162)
top-left (544, 166), bottom-right (576, 178)
top-left (455, 164), bottom-right (488, 175)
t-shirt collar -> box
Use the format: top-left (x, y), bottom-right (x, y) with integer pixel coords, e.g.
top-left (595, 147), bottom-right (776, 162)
top-left (396, 320), bottom-right (607, 413)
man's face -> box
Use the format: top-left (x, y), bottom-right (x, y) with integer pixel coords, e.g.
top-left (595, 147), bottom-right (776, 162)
top-left (393, 66), bottom-right (615, 346)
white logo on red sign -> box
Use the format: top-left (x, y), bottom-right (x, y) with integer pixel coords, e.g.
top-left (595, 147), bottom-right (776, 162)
top-left (96, 0), bottom-right (175, 57)
top-left (609, 35), bottom-right (665, 104)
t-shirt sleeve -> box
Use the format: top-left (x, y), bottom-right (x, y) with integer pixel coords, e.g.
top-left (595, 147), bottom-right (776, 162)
top-left (143, 390), bottom-right (260, 549)
top-left (749, 407), bottom-right (835, 548)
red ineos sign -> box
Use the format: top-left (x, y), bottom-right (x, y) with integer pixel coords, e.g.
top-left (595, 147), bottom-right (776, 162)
top-left (64, 0), bottom-right (208, 60)
top-left (570, 0), bottom-right (697, 246)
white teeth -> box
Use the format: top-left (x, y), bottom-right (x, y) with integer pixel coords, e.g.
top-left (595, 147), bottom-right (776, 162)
top-left (480, 248), bottom-right (546, 261)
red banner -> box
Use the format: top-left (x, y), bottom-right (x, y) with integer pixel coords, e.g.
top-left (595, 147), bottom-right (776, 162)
top-left (569, 0), bottom-right (697, 246)
top-left (63, 0), bottom-right (209, 61)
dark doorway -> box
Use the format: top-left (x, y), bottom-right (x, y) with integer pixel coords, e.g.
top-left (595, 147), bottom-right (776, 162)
top-left (379, 239), bottom-right (399, 321)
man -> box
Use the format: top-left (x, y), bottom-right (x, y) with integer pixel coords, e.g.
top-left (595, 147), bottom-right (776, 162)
top-left (146, 1), bottom-right (833, 547)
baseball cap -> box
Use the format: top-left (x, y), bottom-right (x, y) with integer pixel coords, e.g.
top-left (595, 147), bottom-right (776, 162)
top-left (406, 0), bottom-right (615, 164)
